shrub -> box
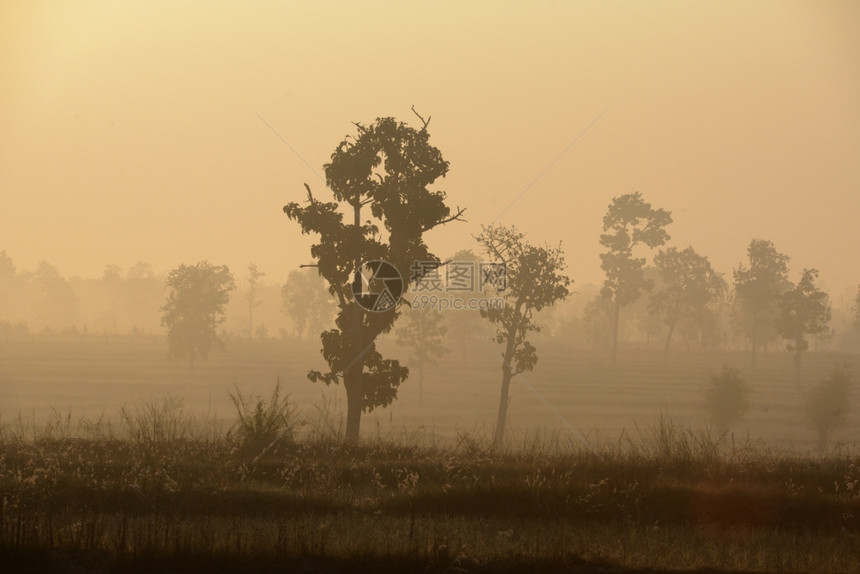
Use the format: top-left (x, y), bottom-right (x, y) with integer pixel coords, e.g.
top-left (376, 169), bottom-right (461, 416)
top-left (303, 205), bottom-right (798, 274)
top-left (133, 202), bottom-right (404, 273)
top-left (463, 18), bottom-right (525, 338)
top-left (703, 366), bottom-right (750, 437)
top-left (228, 377), bottom-right (300, 457)
top-left (120, 396), bottom-right (193, 445)
top-left (805, 366), bottom-right (851, 451)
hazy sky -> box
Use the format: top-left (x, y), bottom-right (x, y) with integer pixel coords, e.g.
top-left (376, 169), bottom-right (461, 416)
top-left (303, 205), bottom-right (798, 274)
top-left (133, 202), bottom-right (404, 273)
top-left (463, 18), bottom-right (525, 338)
top-left (2, 1), bottom-right (859, 301)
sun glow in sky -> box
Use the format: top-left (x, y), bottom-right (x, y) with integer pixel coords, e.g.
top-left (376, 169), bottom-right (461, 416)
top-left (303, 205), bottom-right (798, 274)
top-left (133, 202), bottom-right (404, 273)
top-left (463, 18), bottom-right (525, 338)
top-left (2, 1), bottom-right (859, 299)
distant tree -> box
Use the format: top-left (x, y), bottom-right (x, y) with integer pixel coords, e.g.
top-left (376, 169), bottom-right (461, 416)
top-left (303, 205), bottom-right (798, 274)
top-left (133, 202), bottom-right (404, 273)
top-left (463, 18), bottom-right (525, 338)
top-left (124, 262), bottom-right (162, 333)
top-left (0, 251), bottom-right (16, 281)
top-left (161, 261), bottom-right (235, 373)
top-left (280, 268), bottom-right (336, 340)
top-left (394, 307), bottom-right (448, 404)
top-left (804, 366), bottom-right (851, 451)
top-left (777, 268), bottom-right (831, 384)
top-left (283, 114), bottom-right (465, 442)
top-left (246, 263), bottom-right (266, 340)
top-left (733, 239), bottom-right (790, 372)
top-left (0, 250), bottom-right (15, 319)
top-left (650, 246), bottom-right (725, 360)
top-left (475, 224), bottom-right (570, 449)
top-left (703, 366), bottom-right (750, 437)
top-left (599, 192), bottom-right (672, 363)
top-left (853, 286), bottom-right (860, 335)
top-left (582, 293), bottom-right (615, 351)
top-left (441, 248), bottom-right (488, 360)
top-left (33, 261), bottom-right (78, 330)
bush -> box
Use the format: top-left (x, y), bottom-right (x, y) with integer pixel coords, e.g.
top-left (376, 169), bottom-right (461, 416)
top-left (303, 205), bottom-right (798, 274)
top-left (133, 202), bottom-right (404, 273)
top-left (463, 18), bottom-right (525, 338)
top-left (228, 377), bottom-right (300, 457)
top-left (703, 366), bottom-right (750, 437)
top-left (120, 396), bottom-right (193, 445)
top-left (805, 366), bottom-right (851, 451)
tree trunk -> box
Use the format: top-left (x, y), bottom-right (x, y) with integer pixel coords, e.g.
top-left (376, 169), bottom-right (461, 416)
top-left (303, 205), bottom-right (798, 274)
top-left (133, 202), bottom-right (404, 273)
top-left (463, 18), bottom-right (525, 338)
top-left (750, 314), bottom-right (758, 373)
top-left (494, 366), bottom-right (513, 450)
top-left (494, 325), bottom-right (519, 450)
top-left (342, 201), bottom-right (365, 443)
top-left (611, 299), bottom-right (620, 364)
top-left (344, 375), bottom-right (363, 442)
top-left (794, 336), bottom-right (802, 386)
top-left (418, 362), bottom-right (424, 406)
top-left (663, 321), bottom-right (676, 362)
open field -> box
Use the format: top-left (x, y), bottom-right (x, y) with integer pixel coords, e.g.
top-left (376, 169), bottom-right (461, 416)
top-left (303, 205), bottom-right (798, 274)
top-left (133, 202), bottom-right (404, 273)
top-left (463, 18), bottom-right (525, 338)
top-left (1, 336), bottom-right (860, 572)
top-left (0, 418), bottom-right (859, 573)
top-left (1, 335), bottom-right (857, 451)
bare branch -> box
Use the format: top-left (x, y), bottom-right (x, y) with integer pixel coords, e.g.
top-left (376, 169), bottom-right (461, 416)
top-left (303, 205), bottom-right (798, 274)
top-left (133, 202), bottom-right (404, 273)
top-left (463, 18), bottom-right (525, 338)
top-left (411, 105), bottom-right (431, 130)
top-left (304, 183), bottom-right (314, 203)
top-left (422, 206), bottom-right (467, 232)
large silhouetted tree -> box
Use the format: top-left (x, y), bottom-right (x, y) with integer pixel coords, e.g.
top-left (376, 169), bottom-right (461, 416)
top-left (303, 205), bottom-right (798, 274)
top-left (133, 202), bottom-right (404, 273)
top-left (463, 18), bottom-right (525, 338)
top-left (161, 261), bottom-right (235, 373)
top-left (394, 307), bottom-right (447, 404)
top-left (599, 192), bottom-right (672, 363)
top-left (650, 246), bottom-right (725, 360)
top-left (733, 239), bottom-right (790, 372)
top-left (777, 268), bottom-right (831, 384)
top-left (475, 224), bottom-right (570, 449)
top-left (283, 113), bottom-right (465, 442)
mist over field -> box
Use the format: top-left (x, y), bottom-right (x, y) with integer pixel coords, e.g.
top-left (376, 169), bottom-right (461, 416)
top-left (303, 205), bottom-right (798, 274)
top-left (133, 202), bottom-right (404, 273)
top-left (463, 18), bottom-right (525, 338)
top-left (2, 2), bottom-right (860, 572)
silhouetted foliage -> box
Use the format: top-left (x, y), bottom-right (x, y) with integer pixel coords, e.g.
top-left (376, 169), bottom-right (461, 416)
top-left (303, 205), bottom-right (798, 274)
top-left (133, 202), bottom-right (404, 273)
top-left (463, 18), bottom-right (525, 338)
top-left (703, 366), bottom-right (750, 437)
top-left (777, 268), bottom-right (831, 383)
top-left (804, 366), bottom-right (851, 451)
top-left (475, 224), bottom-right (570, 449)
top-left (394, 307), bottom-right (447, 404)
top-left (733, 239), bottom-right (790, 372)
top-left (283, 114), bottom-right (465, 442)
top-left (599, 192), bottom-right (672, 363)
top-left (650, 246), bottom-right (725, 360)
top-left (160, 260), bottom-right (235, 373)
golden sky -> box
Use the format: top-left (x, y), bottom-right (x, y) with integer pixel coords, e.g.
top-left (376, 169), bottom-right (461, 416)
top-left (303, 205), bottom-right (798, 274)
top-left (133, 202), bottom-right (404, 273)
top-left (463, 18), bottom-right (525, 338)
top-left (2, 1), bottom-right (859, 300)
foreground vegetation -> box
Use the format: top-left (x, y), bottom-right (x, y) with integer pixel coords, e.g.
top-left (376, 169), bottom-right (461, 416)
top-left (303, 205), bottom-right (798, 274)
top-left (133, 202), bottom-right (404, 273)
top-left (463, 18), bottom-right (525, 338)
top-left (1, 406), bottom-right (858, 573)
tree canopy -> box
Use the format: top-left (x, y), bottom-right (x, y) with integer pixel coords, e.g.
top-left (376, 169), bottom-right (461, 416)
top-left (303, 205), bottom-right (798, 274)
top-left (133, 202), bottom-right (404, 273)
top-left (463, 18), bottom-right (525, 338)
top-left (599, 192), bottom-right (672, 362)
top-left (476, 224), bottom-right (570, 448)
top-left (283, 113), bottom-right (464, 441)
top-left (733, 239), bottom-right (790, 371)
top-left (161, 261), bottom-right (235, 372)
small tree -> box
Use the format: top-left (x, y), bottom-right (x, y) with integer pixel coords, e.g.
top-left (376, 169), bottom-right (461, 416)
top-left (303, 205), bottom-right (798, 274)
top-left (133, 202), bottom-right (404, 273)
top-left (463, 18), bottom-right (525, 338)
top-left (777, 268), bottom-right (831, 384)
top-left (161, 260), bottom-right (235, 373)
top-left (805, 366), bottom-right (851, 451)
top-left (475, 224), bottom-right (570, 449)
top-left (703, 366), bottom-right (750, 437)
top-left (650, 246), bottom-right (725, 360)
top-left (246, 263), bottom-right (266, 340)
top-left (599, 192), bottom-right (672, 363)
top-left (394, 307), bottom-right (448, 404)
top-left (733, 239), bottom-right (790, 372)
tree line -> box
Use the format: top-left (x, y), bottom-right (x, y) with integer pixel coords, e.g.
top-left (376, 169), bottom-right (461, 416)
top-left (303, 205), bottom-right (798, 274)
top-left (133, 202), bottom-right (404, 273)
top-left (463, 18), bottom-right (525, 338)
top-left (3, 111), bottom-right (860, 449)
